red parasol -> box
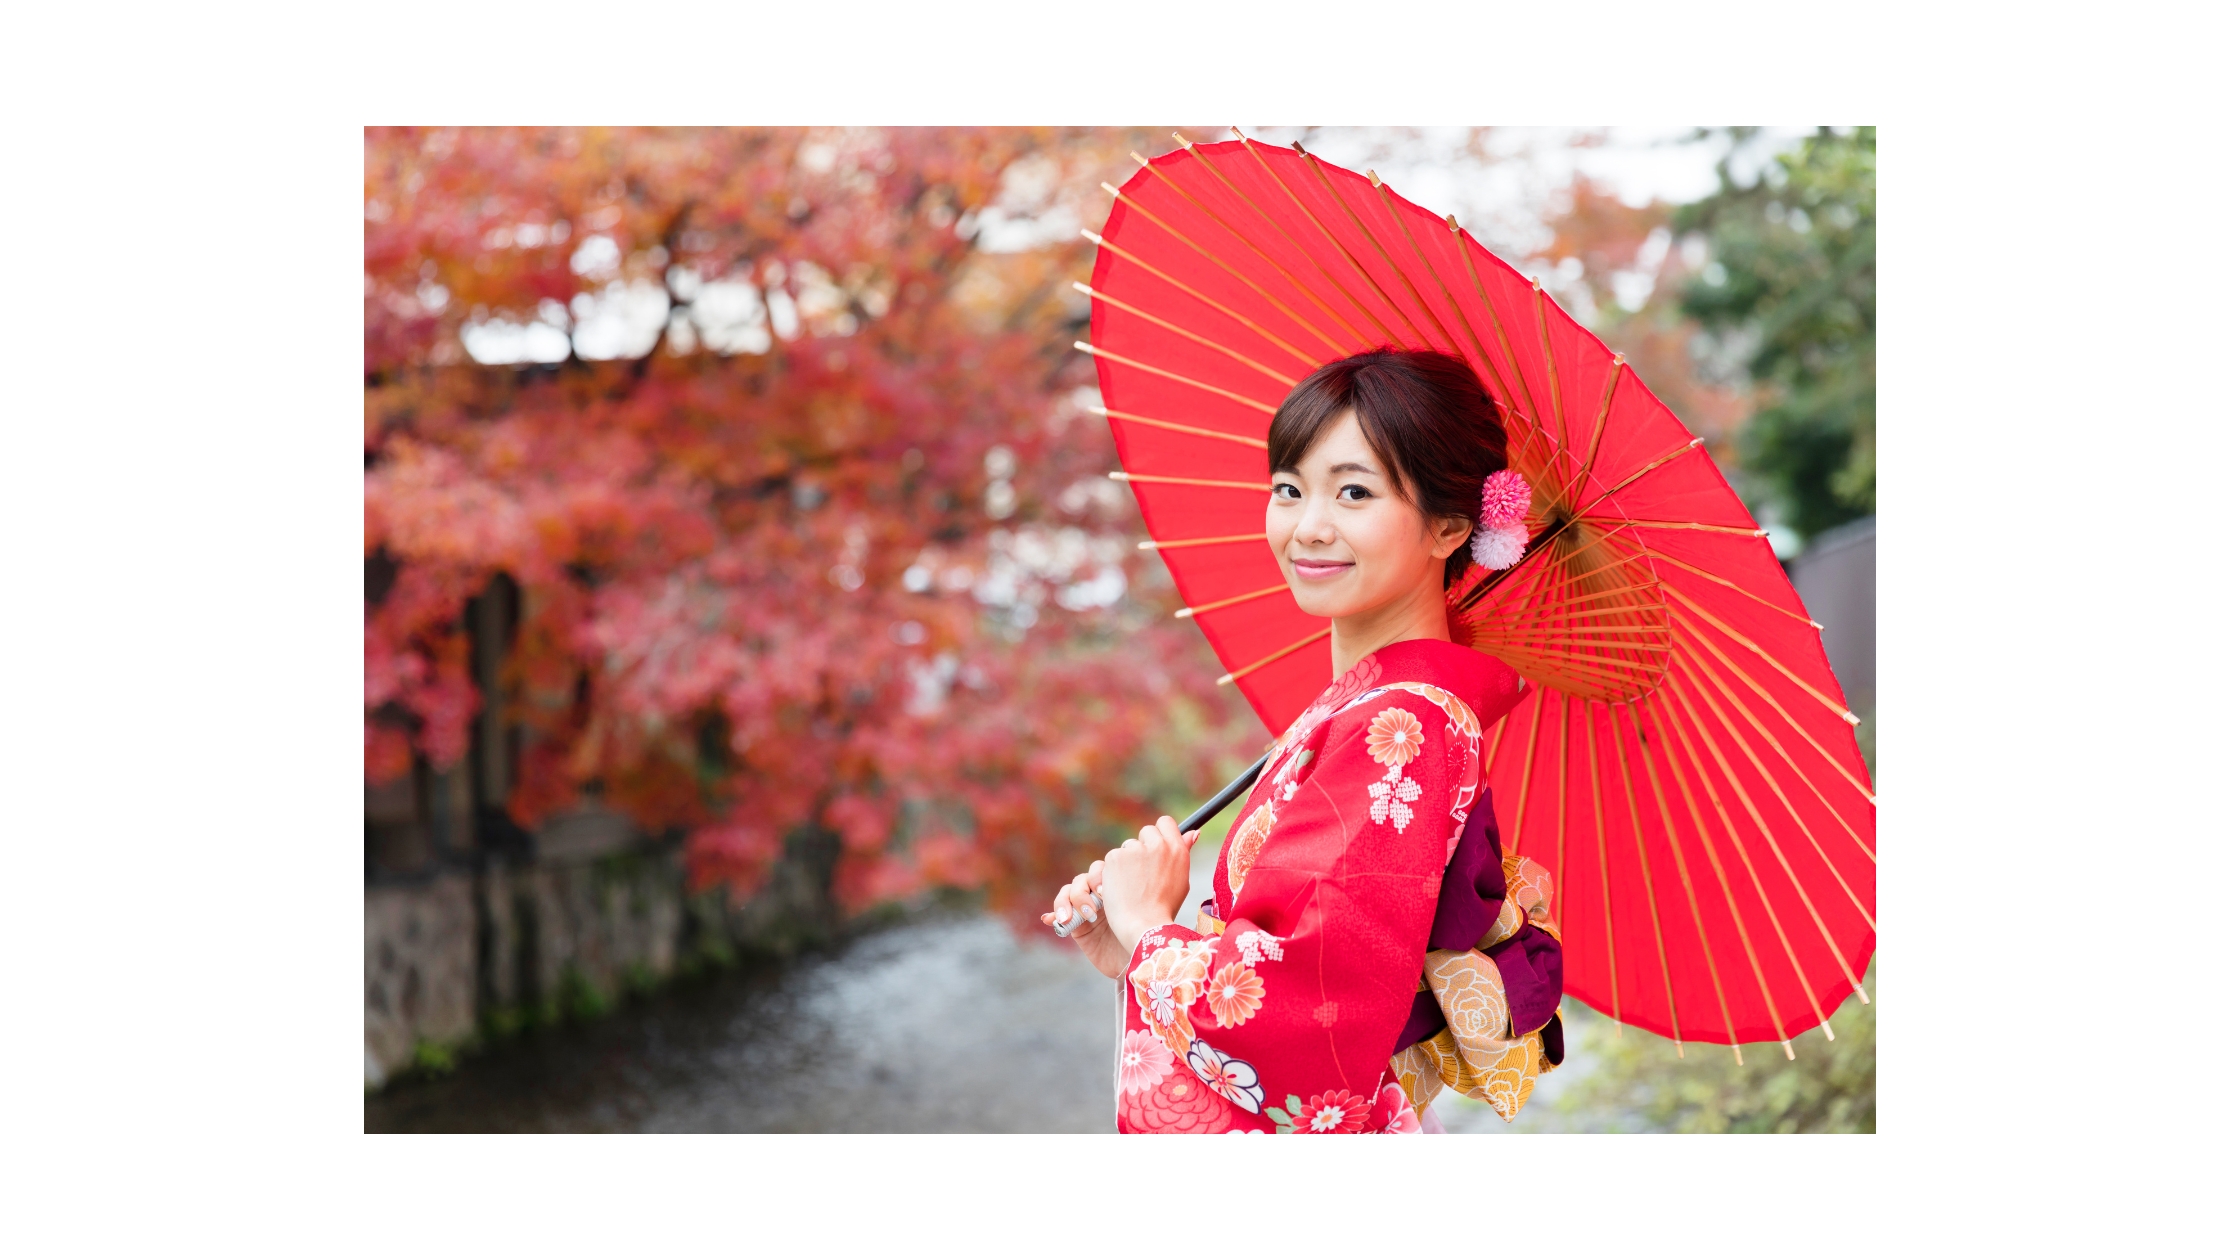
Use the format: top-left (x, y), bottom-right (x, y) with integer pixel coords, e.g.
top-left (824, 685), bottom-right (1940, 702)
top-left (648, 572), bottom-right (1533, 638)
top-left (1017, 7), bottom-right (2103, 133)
top-left (1081, 133), bottom-right (1874, 1059)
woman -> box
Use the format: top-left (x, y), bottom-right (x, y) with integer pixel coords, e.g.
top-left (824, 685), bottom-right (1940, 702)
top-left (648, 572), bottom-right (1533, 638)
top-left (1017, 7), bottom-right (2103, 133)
top-left (1045, 348), bottom-right (1566, 1134)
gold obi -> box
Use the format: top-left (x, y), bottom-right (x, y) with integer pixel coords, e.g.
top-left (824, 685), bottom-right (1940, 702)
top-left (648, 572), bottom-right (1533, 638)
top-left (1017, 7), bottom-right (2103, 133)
top-left (1390, 854), bottom-right (1562, 1122)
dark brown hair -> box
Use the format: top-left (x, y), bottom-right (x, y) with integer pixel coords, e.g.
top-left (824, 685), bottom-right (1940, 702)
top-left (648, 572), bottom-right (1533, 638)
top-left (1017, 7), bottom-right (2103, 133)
top-left (1266, 348), bottom-right (1508, 586)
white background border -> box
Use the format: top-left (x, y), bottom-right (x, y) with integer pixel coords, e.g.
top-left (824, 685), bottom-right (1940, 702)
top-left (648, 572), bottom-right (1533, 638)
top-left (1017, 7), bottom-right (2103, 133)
top-left (3, 0), bottom-right (2230, 1252)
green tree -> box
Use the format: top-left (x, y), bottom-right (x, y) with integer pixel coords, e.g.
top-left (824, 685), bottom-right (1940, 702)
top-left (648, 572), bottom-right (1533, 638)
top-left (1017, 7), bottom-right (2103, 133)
top-left (1678, 127), bottom-right (1875, 541)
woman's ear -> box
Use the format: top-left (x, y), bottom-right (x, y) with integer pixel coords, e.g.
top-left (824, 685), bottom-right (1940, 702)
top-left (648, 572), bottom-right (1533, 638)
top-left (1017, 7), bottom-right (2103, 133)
top-left (1429, 513), bottom-right (1474, 560)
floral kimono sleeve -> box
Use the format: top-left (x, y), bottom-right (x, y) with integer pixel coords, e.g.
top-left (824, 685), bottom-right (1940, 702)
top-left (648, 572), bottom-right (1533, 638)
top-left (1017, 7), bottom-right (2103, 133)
top-left (1116, 688), bottom-right (1477, 1134)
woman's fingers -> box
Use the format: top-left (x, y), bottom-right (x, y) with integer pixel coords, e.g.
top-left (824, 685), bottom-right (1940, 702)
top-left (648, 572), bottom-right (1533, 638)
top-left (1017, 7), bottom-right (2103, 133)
top-left (1056, 818), bottom-right (1192, 921)
top-left (1128, 817), bottom-right (1187, 851)
top-left (1045, 856), bottom-right (1115, 923)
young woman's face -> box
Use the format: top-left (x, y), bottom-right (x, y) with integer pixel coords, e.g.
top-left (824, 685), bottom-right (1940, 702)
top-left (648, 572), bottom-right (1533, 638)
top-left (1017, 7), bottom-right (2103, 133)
top-left (1267, 411), bottom-right (1469, 621)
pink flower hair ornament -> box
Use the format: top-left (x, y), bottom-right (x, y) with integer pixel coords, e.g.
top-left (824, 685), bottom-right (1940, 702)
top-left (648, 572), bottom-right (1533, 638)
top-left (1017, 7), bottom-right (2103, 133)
top-left (1470, 469), bottom-right (1533, 571)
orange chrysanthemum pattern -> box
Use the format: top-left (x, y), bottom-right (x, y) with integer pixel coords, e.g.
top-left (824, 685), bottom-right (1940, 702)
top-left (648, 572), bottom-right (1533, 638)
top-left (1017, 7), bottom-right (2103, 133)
top-left (1205, 962), bottom-right (1265, 1029)
top-left (1364, 707), bottom-right (1425, 767)
top-left (1129, 936), bottom-right (1213, 1058)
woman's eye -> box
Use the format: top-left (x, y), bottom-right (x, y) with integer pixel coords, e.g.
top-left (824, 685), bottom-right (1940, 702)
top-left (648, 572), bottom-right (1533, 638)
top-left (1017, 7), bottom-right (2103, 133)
top-left (1339, 484), bottom-right (1371, 502)
top-left (1273, 483), bottom-right (1301, 499)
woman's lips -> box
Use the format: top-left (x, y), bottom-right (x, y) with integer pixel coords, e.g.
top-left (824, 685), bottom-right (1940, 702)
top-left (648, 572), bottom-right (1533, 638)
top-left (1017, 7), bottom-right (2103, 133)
top-left (1290, 558), bottom-right (1353, 581)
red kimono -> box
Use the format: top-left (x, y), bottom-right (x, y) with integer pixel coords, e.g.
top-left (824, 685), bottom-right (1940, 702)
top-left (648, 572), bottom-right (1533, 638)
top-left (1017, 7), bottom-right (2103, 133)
top-left (1116, 637), bottom-right (1532, 1134)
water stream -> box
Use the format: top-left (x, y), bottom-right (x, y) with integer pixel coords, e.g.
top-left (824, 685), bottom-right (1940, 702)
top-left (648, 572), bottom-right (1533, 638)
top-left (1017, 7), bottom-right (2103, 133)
top-left (365, 909), bottom-right (1120, 1133)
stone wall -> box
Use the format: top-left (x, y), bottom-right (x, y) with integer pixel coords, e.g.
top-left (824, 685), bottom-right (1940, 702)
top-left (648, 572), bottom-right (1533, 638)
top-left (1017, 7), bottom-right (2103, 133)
top-left (365, 874), bottom-right (477, 1084)
top-left (478, 855), bottom-right (685, 1021)
top-left (365, 810), bottom-right (844, 1089)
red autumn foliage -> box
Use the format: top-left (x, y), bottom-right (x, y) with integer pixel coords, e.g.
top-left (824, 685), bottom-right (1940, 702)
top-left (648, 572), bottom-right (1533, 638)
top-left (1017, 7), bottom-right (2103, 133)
top-left (364, 126), bottom-right (1257, 917)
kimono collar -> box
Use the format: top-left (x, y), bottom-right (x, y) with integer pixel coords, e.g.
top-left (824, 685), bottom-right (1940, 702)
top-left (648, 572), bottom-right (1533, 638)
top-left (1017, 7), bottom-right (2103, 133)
top-left (1355, 637), bottom-right (1530, 729)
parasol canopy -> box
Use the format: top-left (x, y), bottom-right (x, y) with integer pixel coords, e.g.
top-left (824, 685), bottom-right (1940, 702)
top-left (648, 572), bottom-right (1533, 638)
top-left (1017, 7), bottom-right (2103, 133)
top-left (1082, 133), bottom-right (1874, 1059)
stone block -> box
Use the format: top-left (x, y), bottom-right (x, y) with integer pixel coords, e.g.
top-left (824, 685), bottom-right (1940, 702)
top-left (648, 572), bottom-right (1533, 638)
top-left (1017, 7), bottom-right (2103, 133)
top-left (365, 873), bottom-right (476, 1082)
top-left (535, 807), bottom-right (637, 864)
top-left (483, 850), bottom-right (686, 1016)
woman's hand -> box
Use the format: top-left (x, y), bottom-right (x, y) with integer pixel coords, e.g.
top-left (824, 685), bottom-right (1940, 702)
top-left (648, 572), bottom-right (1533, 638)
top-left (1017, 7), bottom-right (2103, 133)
top-left (1042, 860), bottom-right (1131, 980)
top-left (1098, 816), bottom-right (1199, 957)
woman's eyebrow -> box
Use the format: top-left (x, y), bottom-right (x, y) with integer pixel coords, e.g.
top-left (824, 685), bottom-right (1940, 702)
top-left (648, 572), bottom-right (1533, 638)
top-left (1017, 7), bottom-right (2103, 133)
top-left (1328, 461), bottom-right (1382, 476)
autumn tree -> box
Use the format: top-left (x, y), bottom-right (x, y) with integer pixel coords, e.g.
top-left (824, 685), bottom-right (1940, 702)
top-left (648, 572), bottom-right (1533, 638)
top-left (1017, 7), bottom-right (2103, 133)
top-left (364, 127), bottom-right (1258, 919)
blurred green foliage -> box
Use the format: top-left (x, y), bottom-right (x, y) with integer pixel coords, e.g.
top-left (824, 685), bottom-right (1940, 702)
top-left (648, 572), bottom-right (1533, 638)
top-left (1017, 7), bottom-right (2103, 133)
top-left (1679, 127), bottom-right (1876, 541)
top-left (556, 965), bottom-right (610, 1024)
top-left (1547, 961), bottom-right (1873, 1132)
top-left (410, 1037), bottom-right (458, 1077)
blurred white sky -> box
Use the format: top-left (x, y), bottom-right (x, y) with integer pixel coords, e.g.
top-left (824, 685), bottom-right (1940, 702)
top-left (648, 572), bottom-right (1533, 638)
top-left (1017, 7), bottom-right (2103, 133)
top-left (1224, 125), bottom-right (1814, 259)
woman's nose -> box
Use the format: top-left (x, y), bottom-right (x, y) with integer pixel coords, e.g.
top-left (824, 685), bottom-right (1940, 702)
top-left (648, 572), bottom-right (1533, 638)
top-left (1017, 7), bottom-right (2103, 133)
top-left (1294, 496), bottom-right (1338, 545)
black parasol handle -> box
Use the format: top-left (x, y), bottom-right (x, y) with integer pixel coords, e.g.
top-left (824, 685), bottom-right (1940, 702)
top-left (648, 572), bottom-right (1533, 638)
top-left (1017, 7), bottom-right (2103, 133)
top-left (1053, 750), bottom-right (1271, 938)
top-left (1180, 750), bottom-right (1272, 833)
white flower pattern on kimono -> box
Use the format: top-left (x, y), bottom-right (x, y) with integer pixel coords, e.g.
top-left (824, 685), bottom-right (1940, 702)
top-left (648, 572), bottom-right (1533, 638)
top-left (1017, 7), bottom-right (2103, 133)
top-left (1234, 930), bottom-right (1285, 965)
top-left (1366, 763), bottom-right (1422, 832)
top-left (1276, 746), bottom-right (1312, 802)
top-left (1143, 979), bottom-right (1179, 1026)
top-left (1186, 1039), bottom-right (1265, 1114)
